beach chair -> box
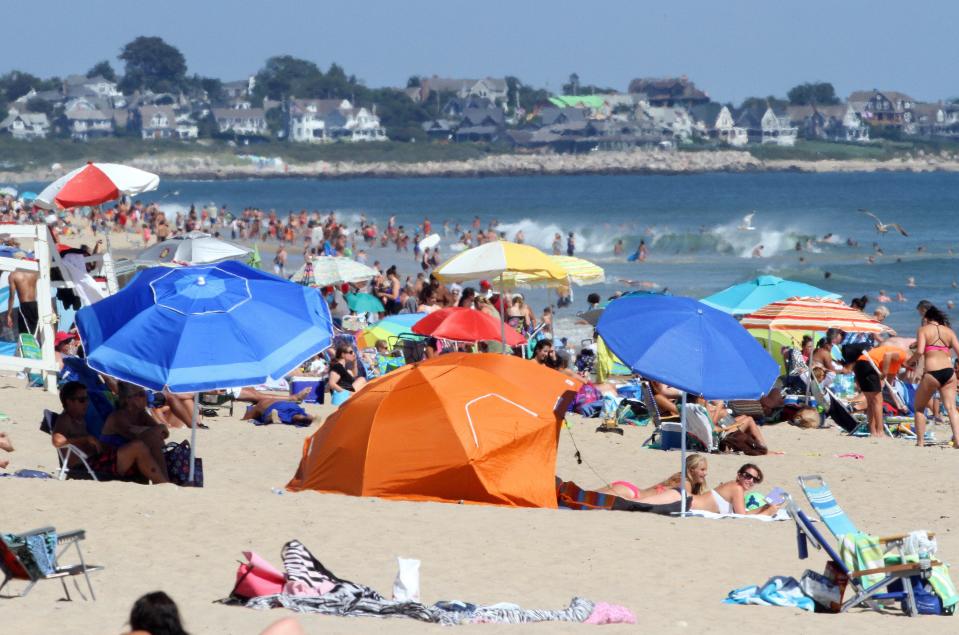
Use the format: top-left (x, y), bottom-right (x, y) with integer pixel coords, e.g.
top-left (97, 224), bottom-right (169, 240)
top-left (682, 403), bottom-right (718, 452)
top-left (17, 332), bottom-right (43, 387)
top-left (639, 381), bottom-right (683, 448)
top-left (199, 392), bottom-right (235, 417)
top-left (0, 527), bottom-right (102, 600)
top-left (40, 409), bottom-right (99, 481)
top-left (785, 494), bottom-right (936, 616)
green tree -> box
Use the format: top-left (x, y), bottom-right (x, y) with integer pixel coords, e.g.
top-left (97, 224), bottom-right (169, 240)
top-left (119, 36), bottom-right (188, 93)
top-left (265, 106), bottom-right (287, 138)
top-left (25, 97), bottom-right (53, 117)
top-left (253, 56), bottom-right (323, 101)
top-left (739, 95), bottom-right (789, 113)
top-left (406, 75), bottom-right (421, 88)
top-left (562, 73), bottom-right (580, 95)
top-left (506, 76), bottom-right (551, 113)
top-left (86, 60), bottom-right (117, 82)
top-left (787, 82), bottom-right (839, 106)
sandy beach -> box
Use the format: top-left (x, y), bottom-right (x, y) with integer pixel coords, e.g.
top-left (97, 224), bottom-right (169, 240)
top-left (2, 372), bottom-right (958, 634)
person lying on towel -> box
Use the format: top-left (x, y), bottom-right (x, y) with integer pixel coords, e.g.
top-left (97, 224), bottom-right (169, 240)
top-left (241, 397), bottom-right (314, 427)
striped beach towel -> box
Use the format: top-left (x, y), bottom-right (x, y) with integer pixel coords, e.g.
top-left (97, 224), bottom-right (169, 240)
top-left (556, 480), bottom-right (616, 510)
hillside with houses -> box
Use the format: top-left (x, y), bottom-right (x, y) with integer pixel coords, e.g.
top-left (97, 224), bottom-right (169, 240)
top-left (2, 37), bottom-right (959, 167)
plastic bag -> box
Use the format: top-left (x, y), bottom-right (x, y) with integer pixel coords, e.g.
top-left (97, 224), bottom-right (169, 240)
top-left (392, 557), bottom-right (420, 602)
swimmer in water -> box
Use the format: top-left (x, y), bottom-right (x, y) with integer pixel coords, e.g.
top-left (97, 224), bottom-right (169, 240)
top-left (751, 244), bottom-right (764, 258)
top-left (867, 255), bottom-right (876, 264)
top-left (952, 280), bottom-right (958, 289)
top-left (896, 292), bottom-right (907, 302)
top-left (949, 300), bottom-right (956, 311)
top-left (917, 245), bottom-right (925, 253)
top-left (907, 276), bottom-right (916, 288)
top-left (798, 256), bottom-right (806, 264)
top-left (878, 290), bottom-right (892, 303)
top-left (824, 271), bottom-right (832, 279)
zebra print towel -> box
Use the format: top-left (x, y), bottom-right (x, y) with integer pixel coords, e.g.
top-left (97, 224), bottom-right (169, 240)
top-left (243, 539), bottom-right (599, 625)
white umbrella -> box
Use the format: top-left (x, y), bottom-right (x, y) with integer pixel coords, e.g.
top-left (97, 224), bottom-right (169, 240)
top-left (0, 186), bottom-right (17, 197)
top-left (134, 231), bottom-right (251, 266)
top-left (292, 256), bottom-right (378, 286)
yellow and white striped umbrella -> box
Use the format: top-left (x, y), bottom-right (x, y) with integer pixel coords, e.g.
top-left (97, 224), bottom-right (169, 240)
top-left (501, 255), bottom-right (604, 287)
top-left (433, 240), bottom-right (567, 284)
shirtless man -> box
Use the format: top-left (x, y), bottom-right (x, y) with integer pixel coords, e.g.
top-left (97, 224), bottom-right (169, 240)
top-left (101, 382), bottom-right (170, 478)
top-left (5, 268), bottom-right (39, 337)
top-left (53, 382), bottom-right (168, 483)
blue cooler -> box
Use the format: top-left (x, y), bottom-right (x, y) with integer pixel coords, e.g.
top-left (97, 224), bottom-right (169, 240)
top-left (660, 421), bottom-right (684, 450)
top-left (331, 390), bottom-right (351, 406)
top-left (290, 376), bottom-right (324, 404)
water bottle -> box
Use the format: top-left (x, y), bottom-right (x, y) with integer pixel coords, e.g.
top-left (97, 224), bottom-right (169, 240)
top-left (919, 549), bottom-right (931, 578)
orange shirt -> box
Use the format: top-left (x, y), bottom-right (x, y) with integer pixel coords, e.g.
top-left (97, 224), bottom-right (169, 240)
top-left (859, 345), bottom-right (908, 376)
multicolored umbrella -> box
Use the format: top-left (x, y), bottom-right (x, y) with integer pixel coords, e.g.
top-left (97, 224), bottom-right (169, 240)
top-left (35, 162), bottom-right (160, 210)
top-left (739, 297), bottom-right (890, 334)
top-left (357, 313), bottom-right (425, 348)
top-left (433, 240), bottom-right (567, 284)
top-left (701, 275), bottom-right (840, 316)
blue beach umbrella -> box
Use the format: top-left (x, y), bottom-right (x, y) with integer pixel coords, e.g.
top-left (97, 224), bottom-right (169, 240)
top-left (701, 275), bottom-right (839, 316)
top-left (76, 261), bottom-right (333, 482)
top-left (345, 292), bottom-right (385, 313)
top-left (597, 294), bottom-right (778, 514)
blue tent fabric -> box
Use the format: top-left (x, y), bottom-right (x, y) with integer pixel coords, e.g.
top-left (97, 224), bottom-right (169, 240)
top-left (597, 295), bottom-right (779, 400)
top-left (701, 275), bottom-right (840, 316)
top-left (76, 261), bottom-right (334, 393)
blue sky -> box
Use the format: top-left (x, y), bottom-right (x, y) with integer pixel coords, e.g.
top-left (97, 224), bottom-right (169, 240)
top-left (5, 0), bottom-right (958, 103)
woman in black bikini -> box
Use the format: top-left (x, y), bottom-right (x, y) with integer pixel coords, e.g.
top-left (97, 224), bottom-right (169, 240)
top-left (908, 306), bottom-right (959, 447)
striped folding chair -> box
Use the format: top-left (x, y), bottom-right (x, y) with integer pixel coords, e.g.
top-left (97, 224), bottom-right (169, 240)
top-left (798, 474), bottom-right (859, 539)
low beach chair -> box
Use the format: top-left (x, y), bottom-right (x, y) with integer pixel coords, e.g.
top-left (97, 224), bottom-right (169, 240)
top-left (40, 409), bottom-right (99, 481)
top-left (0, 527), bottom-right (102, 600)
top-left (682, 403), bottom-right (718, 452)
top-left (785, 495), bottom-right (934, 616)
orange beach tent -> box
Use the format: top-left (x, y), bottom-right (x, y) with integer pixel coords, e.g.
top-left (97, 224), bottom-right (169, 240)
top-left (287, 353), bottom-right (582, 508)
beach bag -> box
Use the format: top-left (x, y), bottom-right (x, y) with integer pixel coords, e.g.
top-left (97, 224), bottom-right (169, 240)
top-left (800, 569), bottom-right (843, 613)
top-left (232, 551), bottom-right (285, 601)
top-left (572, 384), bottom-right (602, 415)
top-left (892, 577), bottom-right (944, 615)
top-left (719, 429), bottom-right (767, 455)
top-left (164, 440), bottom-right (204, 487)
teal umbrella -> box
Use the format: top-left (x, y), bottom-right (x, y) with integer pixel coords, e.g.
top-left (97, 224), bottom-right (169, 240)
top-left (701, 275), bottom-right (839, 316)
top-left (346, 292), bottom-right (385, 313)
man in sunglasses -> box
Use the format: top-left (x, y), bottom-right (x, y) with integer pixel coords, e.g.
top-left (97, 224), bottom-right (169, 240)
top-left (52, 381), bottom-right (169, 483)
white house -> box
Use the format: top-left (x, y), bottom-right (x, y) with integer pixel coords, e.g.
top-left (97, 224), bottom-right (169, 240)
top-left (644, 106), bottom-right (695, 142)
top-left (714, 106), bottom-right (747, 146)
top-left (0, 111), bottom-right (50, 139)
top-left (760, 107), bottom-right (797, 146)
top-left (468, 78), bottom-right (508, 103)
top-left (64, 74), bottom-right (122, 99)
top-left (289, 99), bottom-right (386, 143)
top-left (139, 105), bottom-right (176, 139)
top-left (175, 113), bottom-right (199, 140)
top-left (212, 107), bottom-right (268, 136)
top-left (64, 98), bottom-right (114, 140)
top-left (841, 106), bottom-right (870, 142)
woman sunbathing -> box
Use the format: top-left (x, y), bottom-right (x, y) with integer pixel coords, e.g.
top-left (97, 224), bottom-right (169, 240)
top-left (600, 454), bottom-right (709, 500)
top-left (622, 463), bottom-right (779, 516)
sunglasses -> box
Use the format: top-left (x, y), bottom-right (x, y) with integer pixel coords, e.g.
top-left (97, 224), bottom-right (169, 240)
top-left (739, 472), bottom-right (762, 483)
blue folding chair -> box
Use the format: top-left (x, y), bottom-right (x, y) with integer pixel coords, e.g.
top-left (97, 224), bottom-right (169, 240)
top-left (785, 494), bottom-right (935, 615)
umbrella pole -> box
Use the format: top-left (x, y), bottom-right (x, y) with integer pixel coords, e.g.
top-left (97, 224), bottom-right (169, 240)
top-left (498, 274), bottom-right (507, 353)
top-left (188, 394), bottom-right (200, 483)
top-left (679, 391), bottom-right (688, 517)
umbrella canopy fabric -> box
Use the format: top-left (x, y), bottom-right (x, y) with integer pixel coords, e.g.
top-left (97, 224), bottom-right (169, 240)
top-left (357, 313), bottom-right (425, 348)
top-left (134, 231), bottom-right (250, 266)
top-left (501, 255), bottom-right (605, 287)
top-left (701, 275), bottom-right (840, 315)
top-left (739, 297), bottom-right (889, 334)
top-left (75, 261), bottom-right (333, 393)
top-left (36, 162), bottom-right (160, 210)
top-left (287, 353), bottom-right (582, 507)
top-left (292, 256), bottom-right (378, 287)
top-left (412, 307), bottom-right (526, 346)
top-left (418, 233), bottom-right (441, 251)
top-left (597, 294), bottom-right (779, 400)
top-left (433, 240), bottom-right (567, 284)
top-left (345, 292), bottom-right (384, 313)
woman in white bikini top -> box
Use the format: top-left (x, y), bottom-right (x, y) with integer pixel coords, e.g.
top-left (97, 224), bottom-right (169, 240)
top-left (637, 463), bottom-right (779, 516)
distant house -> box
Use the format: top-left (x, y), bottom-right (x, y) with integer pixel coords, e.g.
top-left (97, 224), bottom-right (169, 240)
top-left (421, 119), bottom-right (455, 141)
top-left (454, 107), bottom-right (505, 142)
top-left (421, 76), bottom-right (508, 104)
top-left (786, 105), bottom-right (869, 142)
top-left (713, 106), bottom-right (747, 146)
top-left (288, 98), bottom-right (386, 143)
top-left (0, 111), bottom-right (50, 139)
top-left (537, 107), bottom-right (587, 127)
top-left (222, 77), bottom-right (255, 100)
top-left (212, 107), bottom-right (269, 137)
top-left (760, 107), bottom-right (797, 146)
top-left (848, 89), bottom-right (914, 130)
top-left (909, 103), bottom-right (946, 136)
top-left (175, 113), bottom-right (199, 140)
top-left (643, 106), bottom-right (695, 142)
top-left (442, 95), bottom-right (494, 119)
top-left (64, 98), bottom-right (114, 140)
top-left (627, 76), bottom-right (709, 108)
top-left (64, 74), bottom-right (122, 100)
top-left (139, 105), bottom-right (177, 139)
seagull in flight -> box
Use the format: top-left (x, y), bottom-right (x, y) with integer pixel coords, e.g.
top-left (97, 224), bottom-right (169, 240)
top-left (859, 209), bottom-right (908, 236)
top-left (738, 212), bottom-right (756, 231)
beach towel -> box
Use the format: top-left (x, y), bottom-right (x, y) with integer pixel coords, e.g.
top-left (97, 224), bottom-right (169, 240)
top-left (1, 529), bottom-right (57, 577)
top-left (680, 509), bottom-right (790, 522)
top-left (724, 576), bottom-right (814, 611)
top-left (240, 540), bottom-right (632, 625)
top-left (839, 532), bottom-right (959, 609)
top-left (556, 481), bottom-right (616, 510)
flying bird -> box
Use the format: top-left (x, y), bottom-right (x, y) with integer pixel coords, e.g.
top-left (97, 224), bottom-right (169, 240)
top-left (859, 209), bottom-right (908, 236)
top-left (738, 212), bottom-right (756, 231)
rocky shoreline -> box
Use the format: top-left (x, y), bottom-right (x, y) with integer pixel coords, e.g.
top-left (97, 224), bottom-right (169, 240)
top-left (4, 148), bottom-right (959, 184)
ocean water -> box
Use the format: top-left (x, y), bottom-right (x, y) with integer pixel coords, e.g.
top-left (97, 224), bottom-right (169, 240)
top-left (30, 171), bottom-right (959, 340)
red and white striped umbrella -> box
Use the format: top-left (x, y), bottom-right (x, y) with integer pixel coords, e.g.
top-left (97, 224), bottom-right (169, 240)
top-left (740, 296), bottom-right (890, 333)
top-left (35, 162), bottom-right (160, 210)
